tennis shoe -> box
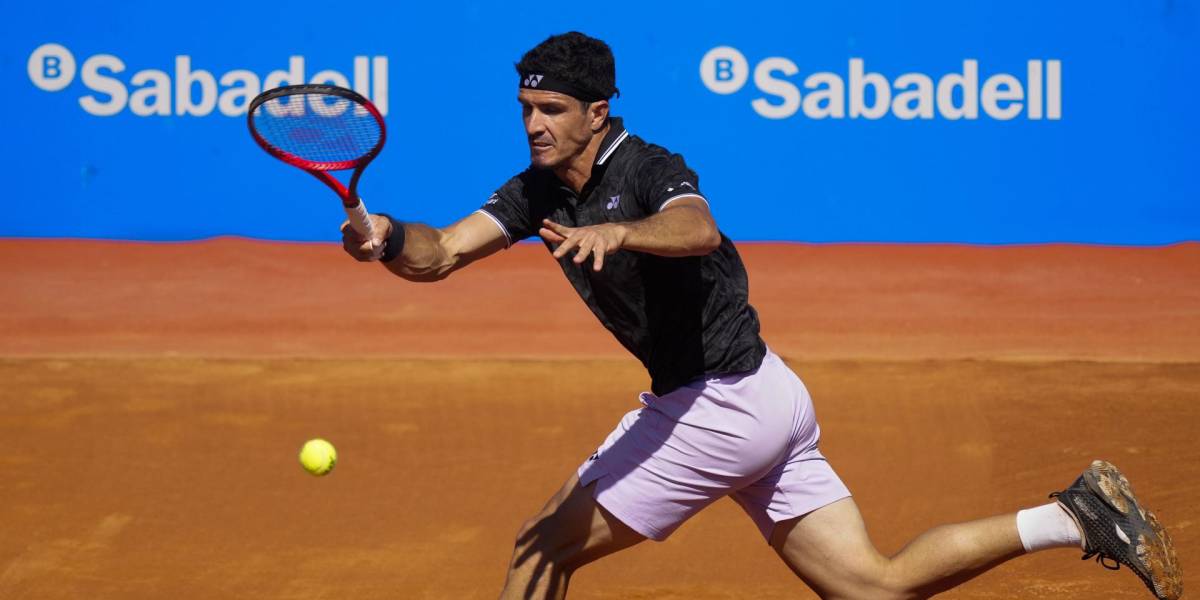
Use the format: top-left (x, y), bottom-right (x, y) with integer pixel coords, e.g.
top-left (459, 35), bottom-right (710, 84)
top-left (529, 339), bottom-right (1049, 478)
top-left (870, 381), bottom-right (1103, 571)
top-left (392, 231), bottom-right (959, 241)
top-left (1050, 460), bottom-right (1182, 600)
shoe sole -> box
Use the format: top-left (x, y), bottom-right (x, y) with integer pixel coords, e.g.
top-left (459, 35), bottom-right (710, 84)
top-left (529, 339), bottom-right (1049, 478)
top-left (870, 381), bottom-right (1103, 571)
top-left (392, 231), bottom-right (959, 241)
top-left (1084, 460), bottom-right (1183, 600)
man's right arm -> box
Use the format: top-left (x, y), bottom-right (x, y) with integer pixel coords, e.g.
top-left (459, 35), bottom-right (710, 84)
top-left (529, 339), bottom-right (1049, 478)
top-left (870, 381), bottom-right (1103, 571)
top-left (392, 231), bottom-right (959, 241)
top-left (342, 211), bottom-right (509, 282)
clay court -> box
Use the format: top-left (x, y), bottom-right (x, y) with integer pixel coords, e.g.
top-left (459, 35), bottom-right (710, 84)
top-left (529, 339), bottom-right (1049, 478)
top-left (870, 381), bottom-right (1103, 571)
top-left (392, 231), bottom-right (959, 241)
top-left (1, 239), bottom-right (1196, 599)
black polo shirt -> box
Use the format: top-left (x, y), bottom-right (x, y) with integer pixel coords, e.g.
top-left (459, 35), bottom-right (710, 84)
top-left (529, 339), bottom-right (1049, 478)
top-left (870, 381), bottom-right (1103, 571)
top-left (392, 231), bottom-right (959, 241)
top-left (477, 117), bottom-right (766, 395)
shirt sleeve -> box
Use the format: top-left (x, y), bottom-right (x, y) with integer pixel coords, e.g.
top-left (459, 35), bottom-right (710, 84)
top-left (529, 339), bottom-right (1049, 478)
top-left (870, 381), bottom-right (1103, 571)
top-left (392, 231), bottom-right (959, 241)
top-left (476, 173), bottom-right (536, 246)
top-left (632, 151), bottom-right (708, 214)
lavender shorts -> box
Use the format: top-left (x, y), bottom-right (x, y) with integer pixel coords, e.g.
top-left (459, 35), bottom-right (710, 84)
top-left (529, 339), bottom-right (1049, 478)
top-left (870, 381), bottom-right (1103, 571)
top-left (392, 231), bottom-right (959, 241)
top-left (577, 350), bottom-right (850, 542)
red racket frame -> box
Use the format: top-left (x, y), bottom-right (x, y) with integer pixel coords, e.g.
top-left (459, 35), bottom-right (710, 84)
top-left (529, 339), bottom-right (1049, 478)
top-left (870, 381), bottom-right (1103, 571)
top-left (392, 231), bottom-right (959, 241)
top-left (247, 84), bottom-right (387, 243)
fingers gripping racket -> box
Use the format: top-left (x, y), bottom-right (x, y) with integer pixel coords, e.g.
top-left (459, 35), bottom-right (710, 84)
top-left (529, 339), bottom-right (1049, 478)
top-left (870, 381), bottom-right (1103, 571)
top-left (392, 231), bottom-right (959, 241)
top-left (247, 84), bottom-right (386, 255)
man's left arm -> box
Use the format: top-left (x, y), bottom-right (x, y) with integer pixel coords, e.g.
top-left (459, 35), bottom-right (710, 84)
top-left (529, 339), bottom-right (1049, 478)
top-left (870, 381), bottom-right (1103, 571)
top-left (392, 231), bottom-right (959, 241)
top-left (538, 196), bottom-right (720, 272)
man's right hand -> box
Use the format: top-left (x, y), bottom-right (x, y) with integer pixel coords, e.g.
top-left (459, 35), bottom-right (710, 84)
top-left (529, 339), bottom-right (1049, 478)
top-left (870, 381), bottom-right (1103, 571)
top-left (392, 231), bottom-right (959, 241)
top-left (340, 214), bottom-right (393, 262)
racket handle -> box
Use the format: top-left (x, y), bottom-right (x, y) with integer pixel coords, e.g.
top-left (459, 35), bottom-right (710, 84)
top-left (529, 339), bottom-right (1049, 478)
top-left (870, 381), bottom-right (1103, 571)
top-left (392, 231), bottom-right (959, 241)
top-left (344, 199), bottom-right (383, 259)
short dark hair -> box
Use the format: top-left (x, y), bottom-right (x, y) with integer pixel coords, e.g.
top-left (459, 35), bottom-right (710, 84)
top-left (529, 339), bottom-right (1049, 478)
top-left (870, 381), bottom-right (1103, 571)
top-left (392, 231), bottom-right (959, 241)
top-left (516, 32), bottom-right (620, 102)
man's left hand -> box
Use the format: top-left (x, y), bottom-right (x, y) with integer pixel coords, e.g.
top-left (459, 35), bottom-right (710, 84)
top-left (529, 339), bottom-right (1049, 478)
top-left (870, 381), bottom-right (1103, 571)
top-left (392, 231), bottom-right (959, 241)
top-left (539, 218), bottom-right (628, 272)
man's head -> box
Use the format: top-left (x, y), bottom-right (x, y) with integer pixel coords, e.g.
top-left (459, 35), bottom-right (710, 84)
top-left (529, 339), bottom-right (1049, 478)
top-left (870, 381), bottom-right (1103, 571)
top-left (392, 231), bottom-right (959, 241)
top-left (515, 32), bottom-right (619, 169)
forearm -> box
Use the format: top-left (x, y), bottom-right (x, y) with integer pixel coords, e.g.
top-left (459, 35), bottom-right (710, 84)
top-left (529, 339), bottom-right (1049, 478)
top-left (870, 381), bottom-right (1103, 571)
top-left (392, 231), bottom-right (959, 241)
top-left (382, 222), bottom-right (456, 282)
top-left (343, 211), bottom-right (506, 280)
top-left (620, 205), bottom-right (721, 257)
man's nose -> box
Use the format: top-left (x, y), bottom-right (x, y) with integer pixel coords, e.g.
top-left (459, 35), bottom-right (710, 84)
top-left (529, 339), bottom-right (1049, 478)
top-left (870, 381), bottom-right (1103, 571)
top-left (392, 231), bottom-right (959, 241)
top-left (525, 110), bottom-right (546, 136)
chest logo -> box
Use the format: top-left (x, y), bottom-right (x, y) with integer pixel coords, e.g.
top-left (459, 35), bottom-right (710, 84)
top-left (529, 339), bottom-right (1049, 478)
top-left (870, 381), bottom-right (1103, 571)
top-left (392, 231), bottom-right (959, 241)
top-left (606, 195), bottom-right (621, 210)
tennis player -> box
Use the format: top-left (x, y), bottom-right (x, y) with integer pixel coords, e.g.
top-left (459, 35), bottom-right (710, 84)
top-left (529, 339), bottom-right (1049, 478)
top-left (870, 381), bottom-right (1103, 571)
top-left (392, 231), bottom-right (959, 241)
top-left (342, 32), bottom-right (1181, 600)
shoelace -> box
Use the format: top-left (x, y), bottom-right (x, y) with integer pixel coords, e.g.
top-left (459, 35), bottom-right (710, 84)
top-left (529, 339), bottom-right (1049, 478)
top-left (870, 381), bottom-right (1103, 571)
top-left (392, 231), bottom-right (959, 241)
top-left (1048, 491), bottom-right (1127, 573)
top-left (1081, 550), bottom-right (1121, 571)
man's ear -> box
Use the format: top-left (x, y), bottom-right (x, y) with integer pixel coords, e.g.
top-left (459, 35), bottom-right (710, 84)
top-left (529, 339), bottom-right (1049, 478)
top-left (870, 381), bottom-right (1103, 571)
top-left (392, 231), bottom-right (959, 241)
top-left (589, 99), bottom-right (610, 131)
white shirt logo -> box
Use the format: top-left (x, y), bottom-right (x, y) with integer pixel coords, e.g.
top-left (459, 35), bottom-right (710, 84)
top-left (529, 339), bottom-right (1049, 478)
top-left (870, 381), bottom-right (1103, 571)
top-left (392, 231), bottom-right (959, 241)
top-left (523, 74), bottom-right (544, 87)
top-left (606, 195), bottom-right (621, 210)
top-left (486, 194), bottom-right (499, 205)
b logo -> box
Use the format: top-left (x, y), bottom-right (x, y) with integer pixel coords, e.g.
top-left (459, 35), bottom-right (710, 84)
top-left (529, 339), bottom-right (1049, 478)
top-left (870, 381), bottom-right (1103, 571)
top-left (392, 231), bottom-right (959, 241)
top-left (523, 74), bottom-right (544, 87)
top-left (28, 43), bottom-right (76, 92)
top-left (699, 46), bottom-right (748, 95)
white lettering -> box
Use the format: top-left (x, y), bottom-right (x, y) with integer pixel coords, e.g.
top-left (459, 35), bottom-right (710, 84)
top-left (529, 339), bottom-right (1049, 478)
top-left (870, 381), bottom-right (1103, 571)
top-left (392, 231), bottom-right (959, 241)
top-left (309, 69), bottom-right (351, 116)
top-left (174, 56), bottom-right (217, 116)
top-left (802, 72), bottom-right (843, 119)
top-left (699, 46), bottom-right (749, 95)
top-left (264, 56), bottom-right (305, 116)
top-left (1046, 60), bottom-right (1061, 119)
top-left (981, 74), bottom-right (1023, 120)
top-left (28, 45), bottom-right (389, 118)
top-left (130, 69), bottom-right (171, 116)
top-left (353, 56), bottom-right (370, 101)
top-left (372, 56), bottom-right (388, 116)
top-left (701, 47), bottom-right (1059, 123)
top-left (78, 54), bottom-right (128, 117)
top-left (218, 69), bottom-right (260, 117)
top-left (936, 60), bottom-right (979, 120)
top-left (28, 43), bottom-right (76, 91)
top-left (751, 58), bottom-right (800, 119)
top-left (891, 73), bottom-right (934, 120)
top-left (1027, 60), bottom-right (1043, 120)
top-left (849, 59), bottom-right (890, 119)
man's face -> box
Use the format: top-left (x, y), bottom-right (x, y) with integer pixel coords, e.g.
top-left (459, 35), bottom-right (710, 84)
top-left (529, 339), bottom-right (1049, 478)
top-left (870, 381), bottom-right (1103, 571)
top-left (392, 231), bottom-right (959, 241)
top-left (519, 88), bottom-right (597, 169)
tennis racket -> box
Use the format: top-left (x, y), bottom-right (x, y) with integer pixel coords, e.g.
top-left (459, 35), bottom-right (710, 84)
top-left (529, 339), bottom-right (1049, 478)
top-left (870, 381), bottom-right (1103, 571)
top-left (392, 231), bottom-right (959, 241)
top-left (247, 84), bottom-right (386, 253)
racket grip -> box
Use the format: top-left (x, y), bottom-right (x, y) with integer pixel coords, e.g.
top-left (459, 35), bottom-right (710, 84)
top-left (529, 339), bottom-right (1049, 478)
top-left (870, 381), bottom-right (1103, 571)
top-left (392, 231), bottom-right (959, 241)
top-left (344, 200), bottom-right (383, 259)
top-left (345, 199), bottom-right (375, 237)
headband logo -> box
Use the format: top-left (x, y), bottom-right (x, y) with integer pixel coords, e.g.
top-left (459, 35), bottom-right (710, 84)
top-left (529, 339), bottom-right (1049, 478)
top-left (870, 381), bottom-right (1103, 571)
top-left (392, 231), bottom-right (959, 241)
top-left (523, 74), bottom-right (544, 87)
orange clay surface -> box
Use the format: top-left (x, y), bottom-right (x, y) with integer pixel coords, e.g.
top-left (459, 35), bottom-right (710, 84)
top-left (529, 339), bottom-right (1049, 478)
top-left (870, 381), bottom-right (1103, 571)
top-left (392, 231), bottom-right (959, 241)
top-left (1, 238), bottom-right (1197, 599)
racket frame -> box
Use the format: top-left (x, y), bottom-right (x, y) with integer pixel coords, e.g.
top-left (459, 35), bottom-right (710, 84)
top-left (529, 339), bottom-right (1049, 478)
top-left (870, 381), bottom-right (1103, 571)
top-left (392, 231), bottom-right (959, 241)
top-left (247, 84), bottom-right (387, 242)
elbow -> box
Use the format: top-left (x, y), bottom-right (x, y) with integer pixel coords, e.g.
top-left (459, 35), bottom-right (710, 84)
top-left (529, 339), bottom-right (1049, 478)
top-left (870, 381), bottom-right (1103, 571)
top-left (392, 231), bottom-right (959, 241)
top-left (697, 225), bottom-right (722, 255)
top-left (385, 241), bottom-right (461, 282)
top-left (405, 265), bottom-right (457, 283)
top-left (403, 271), bottom-right (451, 283)
top-left (677, 225), bottom-right (720, 257)
top-left (385, 261), bottom-right (454, 283)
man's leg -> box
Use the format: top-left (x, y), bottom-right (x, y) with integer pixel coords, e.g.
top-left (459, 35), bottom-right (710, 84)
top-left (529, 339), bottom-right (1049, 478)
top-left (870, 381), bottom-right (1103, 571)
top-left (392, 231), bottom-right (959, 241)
top-left (500, 473), bottom-right (645, 600)
top-left (502, 350), bottom-right (816, 598)
top-left (770, 461), bottom-right (1182, 600)
top-left (770, 497), bottom-right (1024, 600)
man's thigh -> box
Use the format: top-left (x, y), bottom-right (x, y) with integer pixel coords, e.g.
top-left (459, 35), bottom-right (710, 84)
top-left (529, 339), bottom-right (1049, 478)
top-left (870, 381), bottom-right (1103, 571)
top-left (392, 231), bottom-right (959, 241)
top-left (579, 351), bottom-right (809, 541)
top-left (770, 497), bottom-right (892, 599)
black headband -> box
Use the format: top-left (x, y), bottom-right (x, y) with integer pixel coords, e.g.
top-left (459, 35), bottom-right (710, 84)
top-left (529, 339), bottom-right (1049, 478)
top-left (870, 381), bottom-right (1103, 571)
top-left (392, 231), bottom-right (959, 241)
top-left (518, 71), bottom-right (608, 102)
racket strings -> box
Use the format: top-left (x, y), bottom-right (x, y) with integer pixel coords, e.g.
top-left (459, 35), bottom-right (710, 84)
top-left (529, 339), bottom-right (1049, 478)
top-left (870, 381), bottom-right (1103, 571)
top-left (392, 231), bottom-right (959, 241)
top-left (251, 93), bottom-right (383, 167)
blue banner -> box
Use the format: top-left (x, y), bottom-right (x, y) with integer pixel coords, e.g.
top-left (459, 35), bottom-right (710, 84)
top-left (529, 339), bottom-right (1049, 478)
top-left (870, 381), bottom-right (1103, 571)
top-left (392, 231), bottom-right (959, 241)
top-left (3, 1), bottom-right (1197, 243)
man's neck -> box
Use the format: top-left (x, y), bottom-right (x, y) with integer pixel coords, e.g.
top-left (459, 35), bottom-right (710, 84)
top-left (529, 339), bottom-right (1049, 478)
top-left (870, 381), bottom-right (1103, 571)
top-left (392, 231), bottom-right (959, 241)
top-left (553, 121), bottom-right (611, 195)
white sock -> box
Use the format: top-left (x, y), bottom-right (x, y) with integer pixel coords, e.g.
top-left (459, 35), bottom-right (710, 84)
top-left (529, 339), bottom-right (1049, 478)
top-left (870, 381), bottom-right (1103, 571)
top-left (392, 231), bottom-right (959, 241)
top-left (1015, 503), bottom-right (1083, 553)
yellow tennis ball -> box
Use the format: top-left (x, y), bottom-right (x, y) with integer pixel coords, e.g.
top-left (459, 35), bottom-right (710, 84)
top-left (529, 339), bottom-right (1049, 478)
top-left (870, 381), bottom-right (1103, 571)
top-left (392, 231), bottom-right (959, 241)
top-left (299, 438), bottom-right (337, 476)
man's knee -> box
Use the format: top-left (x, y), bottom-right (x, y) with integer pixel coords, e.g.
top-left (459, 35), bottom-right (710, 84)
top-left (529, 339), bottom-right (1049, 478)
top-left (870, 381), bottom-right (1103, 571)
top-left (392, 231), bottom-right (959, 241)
top-left (813, 566), bottom-right (921, 600)
top-left (866, 579), bottom-right (923, 600)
